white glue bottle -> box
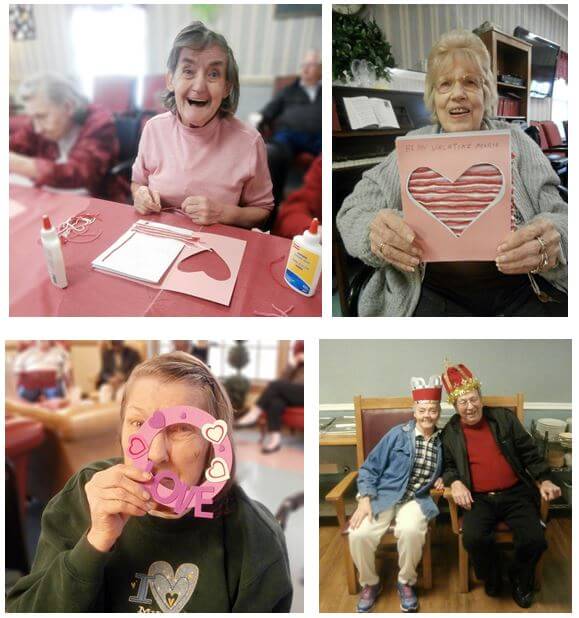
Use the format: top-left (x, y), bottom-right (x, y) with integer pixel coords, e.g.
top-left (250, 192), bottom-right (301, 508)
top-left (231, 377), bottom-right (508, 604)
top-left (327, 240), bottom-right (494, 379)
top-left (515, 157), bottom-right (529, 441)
top-left (41, 215), bottom-right (68, 288)
top-left (284, 218), bottom-right (321, 297)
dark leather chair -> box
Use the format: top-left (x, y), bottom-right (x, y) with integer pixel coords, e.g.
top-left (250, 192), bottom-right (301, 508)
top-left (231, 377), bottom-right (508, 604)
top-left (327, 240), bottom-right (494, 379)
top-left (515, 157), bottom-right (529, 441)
top-left (529, 122), bottom-right (568, 187)
top-left (325, 396), bottom-right (440, 594)
top-left (6, 459), bottom-right (31, 576)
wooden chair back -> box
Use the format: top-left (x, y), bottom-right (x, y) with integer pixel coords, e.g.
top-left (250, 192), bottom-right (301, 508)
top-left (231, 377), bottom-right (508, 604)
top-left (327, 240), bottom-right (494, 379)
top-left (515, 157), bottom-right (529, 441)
top-left (481, 393), bottom-right (524, 424)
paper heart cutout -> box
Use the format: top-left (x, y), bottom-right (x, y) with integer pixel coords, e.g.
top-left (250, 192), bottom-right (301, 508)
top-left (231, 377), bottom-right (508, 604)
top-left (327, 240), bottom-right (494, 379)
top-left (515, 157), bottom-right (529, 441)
top-left (177, 249), bottom-right (231, 281)
top-left (128, 436), bottom-right (147, 457)
top-left (148, 561), bottom-right (199, 613)
top-left (205, 457), bottom-right (230, 482)
top-left (408, 164), bottom-right (504, 238)
top-left (201, 420), bottom-right (228, 445)
top-left (149, 410), bottom-right (166, 429)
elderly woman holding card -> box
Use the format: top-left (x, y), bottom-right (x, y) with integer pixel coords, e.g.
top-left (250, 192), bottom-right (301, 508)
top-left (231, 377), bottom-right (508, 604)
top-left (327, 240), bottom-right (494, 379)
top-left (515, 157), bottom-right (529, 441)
top-left (131, 22), bottom-right (274, 229)
top-left (7, 353), bottom-right (292, 612)
top-left (337, 30), bottom-right (567, 317)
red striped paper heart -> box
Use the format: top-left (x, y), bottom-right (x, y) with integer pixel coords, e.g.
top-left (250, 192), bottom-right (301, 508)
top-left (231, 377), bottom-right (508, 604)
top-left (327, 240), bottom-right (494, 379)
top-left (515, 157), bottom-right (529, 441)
top-left (407, 164), bottom-right (504, 238)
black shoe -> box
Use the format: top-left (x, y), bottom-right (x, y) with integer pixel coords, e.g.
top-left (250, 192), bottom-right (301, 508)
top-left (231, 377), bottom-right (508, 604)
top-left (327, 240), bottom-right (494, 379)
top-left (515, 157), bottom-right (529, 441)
top-left (484, 566), bottom-right (502, 597)
top-left (508, 570), bottom-right (534, 608)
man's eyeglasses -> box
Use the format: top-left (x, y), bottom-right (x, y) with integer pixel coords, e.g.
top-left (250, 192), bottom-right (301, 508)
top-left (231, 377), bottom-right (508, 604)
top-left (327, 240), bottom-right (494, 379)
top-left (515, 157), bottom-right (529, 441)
top-left (435, 74), bottom-right (483, 94)
top-left (456, 395), bottom-right (481, 409)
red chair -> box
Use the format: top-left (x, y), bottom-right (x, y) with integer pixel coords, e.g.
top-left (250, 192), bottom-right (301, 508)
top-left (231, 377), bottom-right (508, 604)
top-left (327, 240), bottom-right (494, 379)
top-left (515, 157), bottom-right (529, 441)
top-left (540, 120), bottom-right (567, 153)
top-left (93, 76), bottom-right (136, 115)
top-left (142, 74), bottom-right (167, 113)
top-left (5, 416), bottom-right (45, 516)
top-left (258, 405), bottom-right (304, 438)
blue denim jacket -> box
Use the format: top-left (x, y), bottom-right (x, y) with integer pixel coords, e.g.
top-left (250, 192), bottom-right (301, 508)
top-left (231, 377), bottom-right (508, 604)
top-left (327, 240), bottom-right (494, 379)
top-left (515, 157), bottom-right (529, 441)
top-left (357, 420), bottom-right (442, 521)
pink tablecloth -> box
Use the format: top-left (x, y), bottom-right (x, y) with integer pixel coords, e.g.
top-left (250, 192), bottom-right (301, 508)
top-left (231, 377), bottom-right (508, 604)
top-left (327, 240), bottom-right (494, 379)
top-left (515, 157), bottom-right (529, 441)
top-left (9, 186), bottom-right (321, 316)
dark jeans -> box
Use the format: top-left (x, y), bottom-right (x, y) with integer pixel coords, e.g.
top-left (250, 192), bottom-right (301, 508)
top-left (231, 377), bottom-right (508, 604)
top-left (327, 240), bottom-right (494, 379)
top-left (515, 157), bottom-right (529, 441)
top-left (462, 484), bottom-right (547, 590)
top-left (18, 382), bottom-right (64, 402)
top-left (413, 276), bottom-right (567, 317)
top-left (256, 380), bottom-right (303, 431)
top-left (266, 131), bottom-right (321, 207)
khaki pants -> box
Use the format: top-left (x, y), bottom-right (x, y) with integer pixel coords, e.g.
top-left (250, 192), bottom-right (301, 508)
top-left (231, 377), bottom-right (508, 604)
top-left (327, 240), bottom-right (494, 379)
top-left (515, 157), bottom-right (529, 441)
top-left (348, 500), bottom-right (428, 587)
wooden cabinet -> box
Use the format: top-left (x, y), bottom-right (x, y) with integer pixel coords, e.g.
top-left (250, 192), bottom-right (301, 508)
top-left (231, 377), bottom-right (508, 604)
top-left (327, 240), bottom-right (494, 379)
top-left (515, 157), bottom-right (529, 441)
top-left (479, 28), bottom-right (532, 122)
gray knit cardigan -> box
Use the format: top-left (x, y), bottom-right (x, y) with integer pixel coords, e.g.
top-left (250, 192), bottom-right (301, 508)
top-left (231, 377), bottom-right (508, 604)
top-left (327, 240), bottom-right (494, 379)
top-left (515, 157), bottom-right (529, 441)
top-left (336, 119), bottom-right (568, 317)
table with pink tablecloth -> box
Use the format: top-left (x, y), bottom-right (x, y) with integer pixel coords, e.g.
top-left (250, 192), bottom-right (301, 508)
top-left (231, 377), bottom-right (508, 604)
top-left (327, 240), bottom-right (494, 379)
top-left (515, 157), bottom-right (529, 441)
top-left (9, 186), bottom-right (321, 316)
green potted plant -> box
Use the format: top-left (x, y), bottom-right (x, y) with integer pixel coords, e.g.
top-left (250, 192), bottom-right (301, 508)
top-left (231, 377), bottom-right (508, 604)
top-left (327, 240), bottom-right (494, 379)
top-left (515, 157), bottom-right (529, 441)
top-left (332, 11), bottom-right (396, 83)
top-left (223, 340), bottom-right (251, 416)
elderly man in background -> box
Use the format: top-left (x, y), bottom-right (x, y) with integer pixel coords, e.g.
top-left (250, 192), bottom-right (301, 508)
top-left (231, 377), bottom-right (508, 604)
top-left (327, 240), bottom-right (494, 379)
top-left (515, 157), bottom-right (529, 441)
top-left (441, 363), bottom-right (561, 608)
top-left (9, 72), bottom-right (127, 201)
top-left (348, 376), bottom-right (444, 613)
top-left (250, 50), bottom-right (322, 208)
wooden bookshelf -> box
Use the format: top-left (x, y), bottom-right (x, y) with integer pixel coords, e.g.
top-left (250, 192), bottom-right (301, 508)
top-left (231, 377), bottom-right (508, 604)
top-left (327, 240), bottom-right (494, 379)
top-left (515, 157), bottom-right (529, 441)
top-left (479, 28), bottom-right (532, 122)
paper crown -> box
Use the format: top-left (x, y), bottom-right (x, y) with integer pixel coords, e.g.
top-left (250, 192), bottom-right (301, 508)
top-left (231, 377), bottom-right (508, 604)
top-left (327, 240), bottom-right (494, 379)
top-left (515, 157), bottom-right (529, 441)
top-left (410, 376), bottom-right (442, 402)
top-left (442, 363), bottom-right (481, 404)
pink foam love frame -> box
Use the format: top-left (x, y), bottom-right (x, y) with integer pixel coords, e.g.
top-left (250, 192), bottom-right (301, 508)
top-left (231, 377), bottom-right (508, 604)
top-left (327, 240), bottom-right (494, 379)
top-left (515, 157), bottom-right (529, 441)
top-left (127, 406), bottom-right (233, 518)
top-left (396, 130), bottom-right (512, 262)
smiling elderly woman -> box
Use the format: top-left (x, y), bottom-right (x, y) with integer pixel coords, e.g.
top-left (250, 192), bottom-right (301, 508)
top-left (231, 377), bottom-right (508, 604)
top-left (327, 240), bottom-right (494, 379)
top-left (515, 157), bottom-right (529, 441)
top-left (337, 30), bottom-right (568, 317)
top-left (131, 21), bottom-right (274, 229)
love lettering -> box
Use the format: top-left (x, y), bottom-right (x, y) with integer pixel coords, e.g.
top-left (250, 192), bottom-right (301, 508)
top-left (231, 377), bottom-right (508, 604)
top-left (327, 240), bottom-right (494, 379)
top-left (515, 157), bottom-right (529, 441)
top-left (145, 463), bottom-right (216, 517)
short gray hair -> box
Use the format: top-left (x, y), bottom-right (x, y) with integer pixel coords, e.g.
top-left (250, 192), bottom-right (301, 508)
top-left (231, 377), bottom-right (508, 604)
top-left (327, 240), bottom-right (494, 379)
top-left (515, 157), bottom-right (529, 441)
top-left (424, 30), bottom-right (497, 123)
top-left (18, 72), bottom-right (89, 117)
top-left (163, 21), bottom-right (239, 117)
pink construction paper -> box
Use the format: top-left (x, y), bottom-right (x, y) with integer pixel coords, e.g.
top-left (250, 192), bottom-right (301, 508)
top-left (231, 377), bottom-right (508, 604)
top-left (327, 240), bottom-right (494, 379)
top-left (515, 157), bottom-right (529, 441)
top-left (93, 222), bottom-right (246, 306)
top-left (128, 406), bottom-right (233, 518)
top-left (396, 130), bottom-right (512, 261)
top-left (160, 232), bottom-right (246, 306)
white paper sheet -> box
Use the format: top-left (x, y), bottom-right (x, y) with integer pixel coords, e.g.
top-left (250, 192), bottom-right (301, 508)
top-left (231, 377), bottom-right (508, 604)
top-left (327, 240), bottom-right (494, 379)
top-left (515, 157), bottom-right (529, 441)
top-left (92, 230), bottom-right (184, 283)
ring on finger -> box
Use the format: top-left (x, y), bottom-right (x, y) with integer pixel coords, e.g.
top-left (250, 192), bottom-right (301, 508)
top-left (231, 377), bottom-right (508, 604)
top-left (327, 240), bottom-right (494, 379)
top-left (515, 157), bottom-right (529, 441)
top-left (530, 251), bottom-right (549, 274)
top-left (536, 235), bottom-right (547, 255)
top-left (378, 241), bottom-right (386, 255)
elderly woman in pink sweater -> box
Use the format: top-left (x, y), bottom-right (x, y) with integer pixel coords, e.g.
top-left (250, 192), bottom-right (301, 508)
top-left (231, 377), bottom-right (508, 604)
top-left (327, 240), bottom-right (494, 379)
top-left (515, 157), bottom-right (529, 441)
top-left (131, 22), bottom-right (273, 229)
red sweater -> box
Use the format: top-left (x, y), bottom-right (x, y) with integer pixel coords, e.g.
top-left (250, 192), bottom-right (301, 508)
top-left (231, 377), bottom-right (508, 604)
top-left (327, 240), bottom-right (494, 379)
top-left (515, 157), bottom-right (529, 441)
top-left (9, 104), bottom-right (129, 203)
top-left (272, 155), bottom-right (321, 239)
top-left (462, 416), bottom-right (519, 492)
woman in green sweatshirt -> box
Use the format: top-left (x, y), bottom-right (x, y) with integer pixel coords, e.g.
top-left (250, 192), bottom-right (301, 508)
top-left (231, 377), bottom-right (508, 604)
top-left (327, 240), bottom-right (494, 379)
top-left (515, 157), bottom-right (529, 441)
top-left (7, 352), bottom-right (293, 612)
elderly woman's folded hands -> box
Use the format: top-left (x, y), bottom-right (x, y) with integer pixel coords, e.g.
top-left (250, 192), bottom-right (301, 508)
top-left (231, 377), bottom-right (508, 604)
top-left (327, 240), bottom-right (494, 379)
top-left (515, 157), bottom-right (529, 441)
top-left (496, 218), bottom-right (561, 275)
top-left (370, 209), bottom-right (423, 273)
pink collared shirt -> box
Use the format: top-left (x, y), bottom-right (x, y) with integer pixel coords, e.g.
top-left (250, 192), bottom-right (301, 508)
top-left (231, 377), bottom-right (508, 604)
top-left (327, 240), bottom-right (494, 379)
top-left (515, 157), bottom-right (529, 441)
top-left (132, 112), bottom-right (274, 211)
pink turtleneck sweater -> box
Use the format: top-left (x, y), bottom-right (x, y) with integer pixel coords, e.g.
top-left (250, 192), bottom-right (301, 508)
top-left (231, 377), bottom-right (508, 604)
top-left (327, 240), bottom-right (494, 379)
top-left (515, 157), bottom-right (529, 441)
top-left (131, 112), bottom-right (274, 211)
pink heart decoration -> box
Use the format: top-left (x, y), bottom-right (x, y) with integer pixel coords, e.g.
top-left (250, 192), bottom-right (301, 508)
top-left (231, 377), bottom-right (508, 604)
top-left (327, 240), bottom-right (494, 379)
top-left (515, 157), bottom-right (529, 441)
top-left (205, 457), bottom-right (230, 482)
top-left (177, 250), bottom-right (231, 281)
top-left (201, 420), bottom-right (227, 445)
top-left (129, 436), bottom-right (147, 457)
top-left (148, 410), bottom-right (166, 429)
top-left (407, 164), bottom-right (504, 238)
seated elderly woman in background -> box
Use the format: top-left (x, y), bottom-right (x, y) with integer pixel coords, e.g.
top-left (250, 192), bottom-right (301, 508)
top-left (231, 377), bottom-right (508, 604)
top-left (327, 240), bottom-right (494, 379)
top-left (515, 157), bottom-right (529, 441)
top-left (9, 73), bottom-right (128, 202)
top-left (131, 21), bottom-right (273, 229)
top-left (337, 30), bottom-right (567, 317)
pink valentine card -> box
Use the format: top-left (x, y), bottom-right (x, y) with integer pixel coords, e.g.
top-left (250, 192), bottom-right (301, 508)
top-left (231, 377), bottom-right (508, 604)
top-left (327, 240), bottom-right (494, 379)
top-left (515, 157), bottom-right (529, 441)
top-left (396, 130), bottom-right (511, 261)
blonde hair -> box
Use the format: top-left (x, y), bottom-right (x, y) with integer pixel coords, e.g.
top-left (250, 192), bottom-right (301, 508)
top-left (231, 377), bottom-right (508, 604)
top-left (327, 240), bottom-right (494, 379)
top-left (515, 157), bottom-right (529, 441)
top-left (424, 30), bottom-right (497, 123)
top-left (121, 352), bottom-right (236, 510)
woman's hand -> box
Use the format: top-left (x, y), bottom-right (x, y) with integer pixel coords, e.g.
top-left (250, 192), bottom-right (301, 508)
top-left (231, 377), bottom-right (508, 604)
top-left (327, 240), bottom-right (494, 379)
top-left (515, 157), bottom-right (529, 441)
top-left (433, 477), bottom-right (444, 491)
top-left (181, 196), bottom-right (224, 225)
top-left (85, 464), bottom-right (156, 552)
top-left (496, 218), bottom-right (561, 275)
top-left (349, 496), bottom-right (372, 530)
top-left (133, 186), bottom-right (161, 215)
top-left (369, 210), bottom-right (422, 272)
top-left (450, 480), bottom-right (473, 510)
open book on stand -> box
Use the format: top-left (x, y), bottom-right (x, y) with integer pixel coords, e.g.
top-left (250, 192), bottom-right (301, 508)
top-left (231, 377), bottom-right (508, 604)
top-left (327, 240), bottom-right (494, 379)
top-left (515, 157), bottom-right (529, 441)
top-left (343, 96), bottom-right (400, 130)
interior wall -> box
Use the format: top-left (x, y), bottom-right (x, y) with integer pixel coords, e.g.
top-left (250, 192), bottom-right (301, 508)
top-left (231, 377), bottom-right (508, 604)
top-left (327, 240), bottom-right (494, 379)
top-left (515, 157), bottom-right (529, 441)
top-left (9, 4), bottom-right (322, 100)
top-left (365, 4), bottom-right (568, 121)
top-left (319, 340), bottom-right (571, 403)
